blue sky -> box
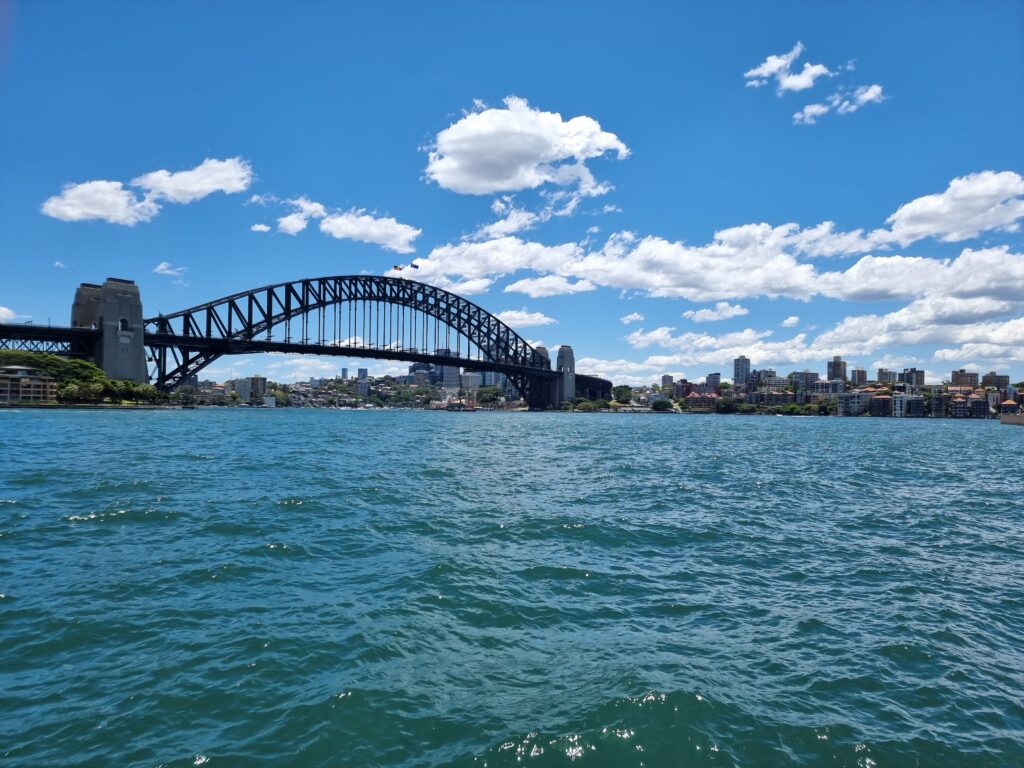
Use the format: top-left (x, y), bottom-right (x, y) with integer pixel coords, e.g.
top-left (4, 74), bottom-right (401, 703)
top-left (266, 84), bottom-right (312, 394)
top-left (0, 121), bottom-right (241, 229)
top-left (2, 1), bottom-right (1023, 385)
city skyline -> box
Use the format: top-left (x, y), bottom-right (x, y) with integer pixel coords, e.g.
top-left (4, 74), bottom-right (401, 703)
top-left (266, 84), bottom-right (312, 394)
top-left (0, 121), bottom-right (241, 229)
top-left (2, 3), bottom-right (1023, 385)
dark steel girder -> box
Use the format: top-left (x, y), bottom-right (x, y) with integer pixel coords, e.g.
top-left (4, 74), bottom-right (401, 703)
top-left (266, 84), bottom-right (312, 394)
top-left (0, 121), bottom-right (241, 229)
top-left (143, 275), bottom-right (558, 404)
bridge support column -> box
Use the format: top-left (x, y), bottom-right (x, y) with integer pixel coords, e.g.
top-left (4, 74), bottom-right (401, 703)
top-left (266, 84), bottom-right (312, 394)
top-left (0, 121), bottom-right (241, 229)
top-left (72, 278), bottom-right (148, 383)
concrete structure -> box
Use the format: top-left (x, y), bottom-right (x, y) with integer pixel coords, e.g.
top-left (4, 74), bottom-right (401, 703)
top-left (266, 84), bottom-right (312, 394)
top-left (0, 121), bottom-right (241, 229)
top-left (357, 368), bottom-right (369, 380)
top-left (684, 391), bottom-right (718, 412)
top-left (672, 379), bottom-right (694, 399)
top-left (982, 371), bottom-right (1010, 389)
top-left (869, 394), bottom-right (893, 417)
top-left (930, 392), bottom-right (949, 417)
top-left (71, 278), bottom-right (147, 382)
top-left (0, 366), bottom-right (57, 402)
top-left (892, 393), bottom-right (925, 418)
top-left (876, 368), bottom-right (898, 384)
top-left (661, 373), bottom-right (673, 391)
top-left (733, 356), bottom-right (750, 387)
top-left (851, 368), bottom-right (867, 386)
top-left (251, 375), bottom-right (267, 401)
top-left (791, 370), bottom-right (819, 390)
top-left (460, 371), bottom-right (483, 392)
top-left (827, 356), bottom-right (847, 382)
top-left (706, 372), bottom-right (721, 390)
top-left (951, 369), bottom-right (979, 387)
top-left (900, 368), bottom-right (925, 387)
top-left (837, 390), bottom-right (872, 416)
top-left (556, 345), bottom-right (576, 405)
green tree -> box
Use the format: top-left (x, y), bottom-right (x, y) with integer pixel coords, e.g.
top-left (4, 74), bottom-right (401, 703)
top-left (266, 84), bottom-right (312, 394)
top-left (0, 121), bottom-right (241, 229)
top-left (476, 385), bottom-right (503, 405)
top-left (652, 399), bottom-right (672, 412)
top-left (576, 401), bottom-right (598, 412)
top-left (173, 385), bottom-right (198, 406)
top-left (716, 398), bottom-right (737, 414)
top-left (612, 385), bottom-right (632, 404)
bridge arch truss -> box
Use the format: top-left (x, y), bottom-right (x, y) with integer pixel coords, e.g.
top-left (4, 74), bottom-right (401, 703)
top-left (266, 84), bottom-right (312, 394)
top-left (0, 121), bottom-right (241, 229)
top-left (144, 275), bottom-right (558, 405)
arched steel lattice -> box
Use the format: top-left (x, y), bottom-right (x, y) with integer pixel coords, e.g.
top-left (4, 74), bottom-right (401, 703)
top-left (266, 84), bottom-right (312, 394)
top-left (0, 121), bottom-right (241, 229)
top-left (144, 275), bottom-right (559, 405)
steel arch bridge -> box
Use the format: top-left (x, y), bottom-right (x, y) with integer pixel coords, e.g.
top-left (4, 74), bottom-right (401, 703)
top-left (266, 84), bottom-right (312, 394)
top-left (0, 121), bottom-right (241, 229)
top-left (0, 274), bottom-right (612, 408)
top-left (144, 275), bottom-right (565, 406)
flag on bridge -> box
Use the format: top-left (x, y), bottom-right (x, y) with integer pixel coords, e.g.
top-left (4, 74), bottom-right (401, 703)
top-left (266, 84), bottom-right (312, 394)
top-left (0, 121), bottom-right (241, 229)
top-left (392, 265), bottom-right (403, 271)
top-left (409, 262), bottom-right (420, 269)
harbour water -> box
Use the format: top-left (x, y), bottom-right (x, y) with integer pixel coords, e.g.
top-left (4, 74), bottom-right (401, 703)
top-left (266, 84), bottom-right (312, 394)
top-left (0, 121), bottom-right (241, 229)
top-left (2, 410), bottom-right (1022, 766)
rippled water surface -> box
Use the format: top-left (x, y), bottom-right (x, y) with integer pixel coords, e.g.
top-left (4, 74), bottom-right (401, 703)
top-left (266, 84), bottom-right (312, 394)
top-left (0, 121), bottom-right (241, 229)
top-left (2, 409), bottom-right (1022, 766)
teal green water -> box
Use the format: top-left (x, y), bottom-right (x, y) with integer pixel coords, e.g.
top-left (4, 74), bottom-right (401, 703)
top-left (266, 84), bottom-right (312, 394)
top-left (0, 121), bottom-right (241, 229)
top-left (1, 410), bottom-right (1022, 767)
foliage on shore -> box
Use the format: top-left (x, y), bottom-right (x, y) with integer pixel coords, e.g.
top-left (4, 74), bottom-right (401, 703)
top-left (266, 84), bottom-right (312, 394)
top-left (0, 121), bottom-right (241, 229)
top-left (0, 350), bottom-right (168, 404)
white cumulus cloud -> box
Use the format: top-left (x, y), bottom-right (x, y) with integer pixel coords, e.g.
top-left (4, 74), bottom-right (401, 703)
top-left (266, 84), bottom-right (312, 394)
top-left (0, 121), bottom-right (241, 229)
top-left (794, 84), bottom-right (885, 125)
top-left (503, 275), bottom-right (595, 298)
top-left (781, 315), bottom-right (800, 327)
top-left (425, 96), bottom-right (629, 197)
top-left (131, 157), bottom-right (253, 204)
top-left (0, 306), bottom-right (17, 322)
top-left (682, 301), bottom-right (749, 323)
top-left (277, 197), bottom-right (327, 235)
top-left (251, 223), bottom-right (271, 233)
top-left (744, 42), bottom-right (832, 93)
top-left (495, 309), bottom-right (558, 328)
top-left (620, 312), bottom-right (645, 325)
top-left (153, 261), bottom-right (186, 276)
top-left (320, 210), bottom-right (421, 253)
top-left (41, 157), bottom-right (252, 225)
top-left (41, 180), bottom-right (159, 225)
top-left (886, 171), bottom-right (1024, 246)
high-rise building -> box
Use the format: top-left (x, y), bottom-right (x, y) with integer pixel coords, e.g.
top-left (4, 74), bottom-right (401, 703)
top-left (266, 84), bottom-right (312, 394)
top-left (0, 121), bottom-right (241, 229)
top-left (951, 369), bottom-right (979, 387)
top-left (981, 371), bottom-right (1010, 389)
top-left (899, 368), bottom-right (925, 387)
top-left (733, 355), bottom-right (750, 387)
top-left (460, 372), bottom-right (482, 391)
top-left (706, 372), bottom-right (721, 390)
top-left (433, 350), bottom-right (460, 388)
top-left (851, 368), bottom-right (867, 386)
top-left (791, 370), bottom-right (819, 390)
top-left (661, 374), bottom-right (674, 391)
top-left (827, 356), bottom-right (847, 381)
top-left (357, 368), bottom-right (369, 380)
top-left (340, 368), bottom-right (348, 380)
top-left (250, 375), bottom-right (267, 401)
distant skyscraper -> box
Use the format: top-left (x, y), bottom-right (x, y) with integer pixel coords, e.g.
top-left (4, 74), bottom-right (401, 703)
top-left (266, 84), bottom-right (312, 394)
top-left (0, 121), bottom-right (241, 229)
top-left (981, 371), bottom-right (1009, 389)
top-left (433, 349), bottom-right (460, 388)
top-left (851, 368), bottom-right (867, 386)
top-left (733, 355), bottom-right (750, 387)
top-left (951, 368), bottom-right (979, 387)
top-left (661, 374), bottom-right (674, 391)
top-left (900, 368), bottom-right (925, 387)
top-left (827, 356), bottom-right (847, 381)
top-left (250, 375), bottom-right (267, 400)
top-left (340, 367), bottom-right (348, 380)
top-left (357, 368), bottom-right (368, 380)
top-left (706, 372), bottom-right (721, 389)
